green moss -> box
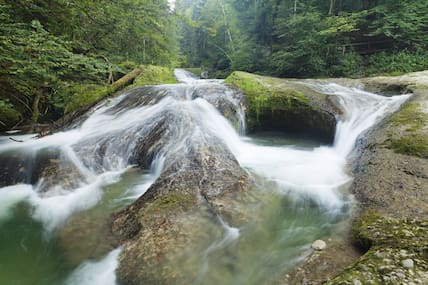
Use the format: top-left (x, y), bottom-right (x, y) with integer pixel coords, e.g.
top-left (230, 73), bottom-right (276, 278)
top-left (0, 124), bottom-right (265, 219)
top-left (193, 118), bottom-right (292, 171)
top-left (389, 135), bottom-right (428, 159)
top-left (131, 65), bottom-right (177, 87)
top-left (353, 213), bottom-right (428, 250)
top-left (327, 213), bottom-right (428, 285)
top-left (64, 84), bottom-right (112, 114)
top-left (225, 71), bottom-right (309, 121)
top-left (389, 103), bottom-right (426, 129)
top-left (386, 103), bottom-right (428, 158)
top-left (143, 192), bottom-right (196, 217)
top-left (326, 246), bottom-right (428, 285)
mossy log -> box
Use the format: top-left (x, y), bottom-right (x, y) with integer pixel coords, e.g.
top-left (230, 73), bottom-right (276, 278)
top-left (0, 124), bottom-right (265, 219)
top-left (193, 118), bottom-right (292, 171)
top-left (111, 68), bottom-right (142, 90)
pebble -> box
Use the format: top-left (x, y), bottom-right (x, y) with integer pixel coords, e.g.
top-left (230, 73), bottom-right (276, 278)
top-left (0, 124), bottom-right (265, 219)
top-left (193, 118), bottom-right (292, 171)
top-left (311, 240), bottom-right (326, 251)
top-left (402, 259), bottom-right (414, 269)
top-left (353, 280), bottom-right (362, 285)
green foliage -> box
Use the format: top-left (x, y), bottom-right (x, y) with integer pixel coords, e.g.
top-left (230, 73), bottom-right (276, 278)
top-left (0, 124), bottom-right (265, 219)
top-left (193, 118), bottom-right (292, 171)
top-left (62, 85), bottom-right (112, 115)
top-left (0, 1), bottom-right (179, 129)
top-left (365, 51), bottom-right (428, 75)
top-left (0, 99), bottom-right (21, 131)
top-left (177, 0), bottom-right (428, 78)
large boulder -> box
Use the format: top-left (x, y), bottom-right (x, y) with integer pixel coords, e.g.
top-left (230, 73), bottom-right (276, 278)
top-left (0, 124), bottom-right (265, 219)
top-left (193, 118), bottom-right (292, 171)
top-left (94, 83), bottom-right (253, 284)
top-left (110, 134), bottom-right (250, 284)
top-left (225, 71), bottom-right (340, 144)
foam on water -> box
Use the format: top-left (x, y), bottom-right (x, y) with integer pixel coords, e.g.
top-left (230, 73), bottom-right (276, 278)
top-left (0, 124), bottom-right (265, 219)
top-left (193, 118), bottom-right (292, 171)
top-left (30, 170), bottom-right (126, 233)
top-left (64, 248), bottom-right (122, 285)
top-left (0, 185), bottom-right (34, 222)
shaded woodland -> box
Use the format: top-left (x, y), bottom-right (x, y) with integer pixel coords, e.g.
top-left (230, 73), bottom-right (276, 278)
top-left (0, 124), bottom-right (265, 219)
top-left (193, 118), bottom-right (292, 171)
top-left (1, 0), bottom-right (428, 130)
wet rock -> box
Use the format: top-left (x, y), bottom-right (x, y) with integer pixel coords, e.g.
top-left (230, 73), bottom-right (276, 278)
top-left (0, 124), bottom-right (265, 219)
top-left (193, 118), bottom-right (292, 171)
top-left (281, 71), bottom-right (428, 285)
top-left (0, 147), bottom-right (84, 191)
top-left (312, 240), bottom-right (327, 251)
top-left (104, 85), bottom-right (253, 284)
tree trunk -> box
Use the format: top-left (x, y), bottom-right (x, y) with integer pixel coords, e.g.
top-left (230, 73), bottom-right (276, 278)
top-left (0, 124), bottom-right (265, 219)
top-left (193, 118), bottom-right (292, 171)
top-left (111, 68), bottom-right (142, 91)
top-left (218, 0), bottom-right (235, 52)
top-left (329, 0), bottom-right (336, 16)
top-left (32, 91), bottom-right (42, 124)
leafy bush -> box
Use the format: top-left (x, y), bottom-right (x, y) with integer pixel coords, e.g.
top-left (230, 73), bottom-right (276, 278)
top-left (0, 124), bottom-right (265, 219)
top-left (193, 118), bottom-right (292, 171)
top-left (365, 51), bottom-right (428, 75)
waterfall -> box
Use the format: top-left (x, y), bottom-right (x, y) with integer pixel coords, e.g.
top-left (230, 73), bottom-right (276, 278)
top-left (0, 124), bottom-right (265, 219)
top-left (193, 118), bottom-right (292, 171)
top-left (0, 69), bottom-right (410, 285)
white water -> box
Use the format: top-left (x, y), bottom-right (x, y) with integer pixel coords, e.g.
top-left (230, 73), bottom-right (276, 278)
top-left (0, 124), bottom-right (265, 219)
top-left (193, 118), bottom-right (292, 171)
top-left (0, 69), bottom-right (410, 285)
top-left (64, 248), bottom-right (122, 285)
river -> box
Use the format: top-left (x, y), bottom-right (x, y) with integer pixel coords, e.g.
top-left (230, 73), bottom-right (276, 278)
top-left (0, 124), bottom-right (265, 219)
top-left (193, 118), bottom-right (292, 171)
top-left (0, 70), bottom-right (410, 284)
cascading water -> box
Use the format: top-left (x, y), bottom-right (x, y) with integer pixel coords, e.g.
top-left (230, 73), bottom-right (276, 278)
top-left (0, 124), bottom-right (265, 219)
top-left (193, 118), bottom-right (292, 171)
top-left (0, 69), bottom-right (410, 285)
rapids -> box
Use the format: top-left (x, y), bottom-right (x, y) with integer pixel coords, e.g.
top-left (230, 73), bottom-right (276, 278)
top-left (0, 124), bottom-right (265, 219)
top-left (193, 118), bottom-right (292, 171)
top-left (0, 69), bottom-right (410, 284)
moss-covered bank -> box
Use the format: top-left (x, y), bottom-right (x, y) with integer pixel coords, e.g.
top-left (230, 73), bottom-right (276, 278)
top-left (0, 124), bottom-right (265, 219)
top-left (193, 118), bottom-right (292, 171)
top-left (225, 71), bottom-right (337, 143)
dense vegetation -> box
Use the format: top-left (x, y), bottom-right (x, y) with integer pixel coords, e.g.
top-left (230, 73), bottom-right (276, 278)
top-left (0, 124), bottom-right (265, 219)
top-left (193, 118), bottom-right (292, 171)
top-left (2, 0), bottom-right (428, 131)
top-left (176, 0), bottom-right (428, 78)
top-left (0, 0), bottom-right (177, 131)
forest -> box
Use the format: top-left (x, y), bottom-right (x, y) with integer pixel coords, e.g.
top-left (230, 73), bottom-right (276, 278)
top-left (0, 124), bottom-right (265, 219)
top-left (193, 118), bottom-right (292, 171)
top-left (1, 0), bottom-right (428, 131)
top-left (177, 0), bottom-right (428, 78)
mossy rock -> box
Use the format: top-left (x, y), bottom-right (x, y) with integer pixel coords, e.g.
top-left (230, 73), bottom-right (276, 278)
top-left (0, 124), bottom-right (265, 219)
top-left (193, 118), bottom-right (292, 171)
top-left (225, 71), bottom-right (337, 143)
top-left (385, 102), bottom-right (428, 159)
top-left (353, 213), bottom-right (428, 250)
top-left (326, 246), bottom-right (428, 285)
top-left (140, 192), bottom-right (197, 219)
top-left (326, 214), bottom-right (428, 284)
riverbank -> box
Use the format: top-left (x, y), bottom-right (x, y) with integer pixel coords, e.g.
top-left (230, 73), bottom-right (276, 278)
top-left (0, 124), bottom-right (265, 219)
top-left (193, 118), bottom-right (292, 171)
top-left (250, 71), bottom-right (428, 284)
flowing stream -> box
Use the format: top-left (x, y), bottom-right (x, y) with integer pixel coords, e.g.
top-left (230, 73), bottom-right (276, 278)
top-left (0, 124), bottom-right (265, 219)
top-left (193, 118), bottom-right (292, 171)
top-left (0, 70), bottom-right (410, 284)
